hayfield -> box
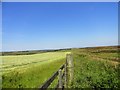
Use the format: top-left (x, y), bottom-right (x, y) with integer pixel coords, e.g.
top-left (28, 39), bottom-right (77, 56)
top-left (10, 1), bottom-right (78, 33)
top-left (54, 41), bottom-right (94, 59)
top-left (2, 52), bottom-right (70, 88)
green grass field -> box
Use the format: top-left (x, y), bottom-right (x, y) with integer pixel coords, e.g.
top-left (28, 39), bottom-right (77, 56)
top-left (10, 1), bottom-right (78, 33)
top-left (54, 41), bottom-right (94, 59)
top-left (1, 46), bottom-right (120, 88)
top-left (2, 52), bottom-right (70, 88)
top-left (70, 46), bottom-right (120, 88)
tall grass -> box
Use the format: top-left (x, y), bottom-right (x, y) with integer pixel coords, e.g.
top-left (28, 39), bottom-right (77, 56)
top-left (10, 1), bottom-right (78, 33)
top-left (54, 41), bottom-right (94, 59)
top-left (71, 48), bottom-right (119, 88)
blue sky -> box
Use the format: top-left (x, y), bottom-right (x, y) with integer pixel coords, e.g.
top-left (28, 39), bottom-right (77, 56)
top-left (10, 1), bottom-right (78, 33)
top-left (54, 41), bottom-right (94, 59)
top-left (2, 2), bottom-right (118, 51)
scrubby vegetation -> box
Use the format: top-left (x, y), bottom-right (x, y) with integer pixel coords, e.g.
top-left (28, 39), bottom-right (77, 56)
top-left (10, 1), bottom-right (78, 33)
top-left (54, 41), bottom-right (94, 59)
top-left (71, 46), bottom-right (119, 88)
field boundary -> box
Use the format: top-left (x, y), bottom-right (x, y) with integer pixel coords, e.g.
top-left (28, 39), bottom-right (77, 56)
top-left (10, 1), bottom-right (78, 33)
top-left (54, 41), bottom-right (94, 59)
top-left (39, 54), bottom-right (73, 89)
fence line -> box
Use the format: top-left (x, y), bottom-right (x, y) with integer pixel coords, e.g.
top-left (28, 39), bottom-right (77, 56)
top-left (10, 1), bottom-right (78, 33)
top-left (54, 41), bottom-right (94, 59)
top-left (39, 54), bottom-right (73, 90)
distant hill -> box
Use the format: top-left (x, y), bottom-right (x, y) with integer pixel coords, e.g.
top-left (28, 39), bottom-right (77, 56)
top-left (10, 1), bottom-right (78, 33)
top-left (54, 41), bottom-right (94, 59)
top-left (1, 45), bottom-right (119, 56)
top-left (1, 48), bottom-right (71, 56)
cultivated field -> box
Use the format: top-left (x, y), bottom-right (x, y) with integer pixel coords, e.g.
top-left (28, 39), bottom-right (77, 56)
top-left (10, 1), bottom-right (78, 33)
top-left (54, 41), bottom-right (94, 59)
top-left (2, 52), bottom-right (70, 88)
top-left (1, 46), bottom-right (120, 88)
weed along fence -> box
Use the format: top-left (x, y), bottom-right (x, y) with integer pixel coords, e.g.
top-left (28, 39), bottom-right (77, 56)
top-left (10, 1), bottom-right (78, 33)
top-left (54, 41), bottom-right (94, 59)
top-left (39, 54), bottom-right (74, 89)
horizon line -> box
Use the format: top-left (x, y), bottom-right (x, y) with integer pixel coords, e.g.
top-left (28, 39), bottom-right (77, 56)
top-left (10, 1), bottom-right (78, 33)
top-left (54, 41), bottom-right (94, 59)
top-left (1, 45), bottom-right (119, 52)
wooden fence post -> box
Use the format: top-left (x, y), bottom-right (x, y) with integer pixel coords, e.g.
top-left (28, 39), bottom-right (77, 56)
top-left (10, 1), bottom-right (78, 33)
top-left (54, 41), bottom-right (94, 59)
top-left (67, 54), bottom-right (74, 85)
top-left (70, 54), bottom-right (74, 84)
top-left (64, 64), bottom-right (67, 88)
top-left (39, 54), bottom-right (73, 89)
top-left (58, 69), bottom-right (62, 88)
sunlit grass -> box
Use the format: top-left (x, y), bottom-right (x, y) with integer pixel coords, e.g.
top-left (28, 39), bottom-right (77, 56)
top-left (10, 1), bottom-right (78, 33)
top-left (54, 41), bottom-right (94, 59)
top-left (2, 52), bottom-right (70, 88)
top-left (71, 48), bottom-right (119, 88)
